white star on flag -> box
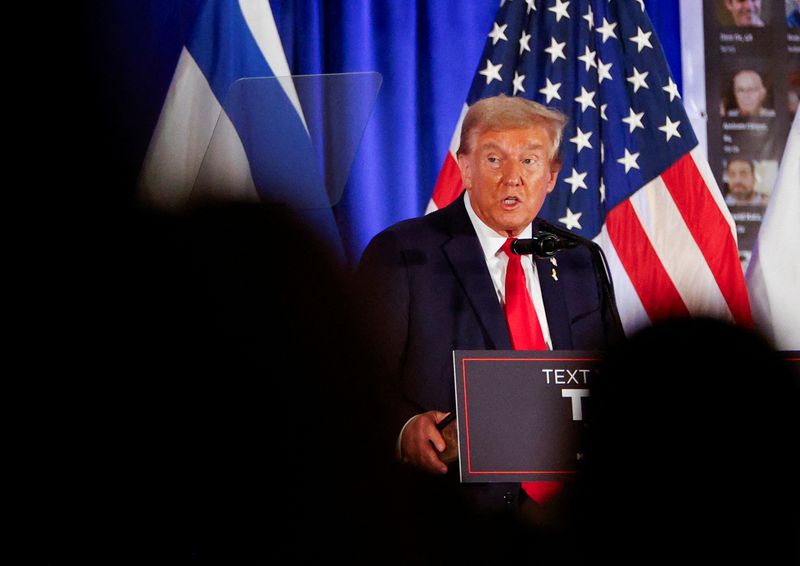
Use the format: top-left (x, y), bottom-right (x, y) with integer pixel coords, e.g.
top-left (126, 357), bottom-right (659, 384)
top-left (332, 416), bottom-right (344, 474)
top-left (513, 71), bottom-right (526, 95)
top-left (597, 58), bottom-right (613, 83)
top-left (596, 18), bottom-right (618, 43)
top-left (489, 22), bottom-right (508, 45)
top-left (479, 59), bottom-right (503, 84)
top-left (564, 168), bottom-right (588, 193)
top-left (663, 77), bottom-right (681, 101)
top-left (582, 5), bottom-right (594, 29)
top-left (558, 207), bottom-right (583, 230)
top-left (599, 178), bottom-right (606, 202)
top-left (627, 66), bottom-right (649, 92)
top-left (525, 0), bottom-right (537, 14)
top-left (570, 127), bottom-right (593, 152)
top-left (617, 148), bottom-right (641, 173)
top-left (622, 107), bottom-right (645, 132)
top-left (629, 26), bottom-right (653, 52)
top-left (574, 87), bottom-right (597, 112)
top-left (544, 37), bottom-right (567, 63)
top-left (539, 77), bottom-right (562, 102)
top-left (578, 46), bottom-right (597, 71)
top-left (549, 0), bottom-right (570, 22)
top-left (519, 30), bottom-right (532, 55)
top-left (600, 103), bottom-right (607, 120)
top-left (658, 116), bottom-right (681, 141)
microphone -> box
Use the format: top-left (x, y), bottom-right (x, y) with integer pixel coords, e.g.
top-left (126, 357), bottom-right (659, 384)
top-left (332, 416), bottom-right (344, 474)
top-left (510, 231), bottom-right (578, 257)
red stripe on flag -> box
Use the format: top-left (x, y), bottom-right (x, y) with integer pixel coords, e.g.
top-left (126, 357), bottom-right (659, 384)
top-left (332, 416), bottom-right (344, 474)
top-left (659, 154), bottom-right (753, 327)
top-left (606, 199), bottom-right (690, 321)
top-left (431, 153), bottom-right (463, 210)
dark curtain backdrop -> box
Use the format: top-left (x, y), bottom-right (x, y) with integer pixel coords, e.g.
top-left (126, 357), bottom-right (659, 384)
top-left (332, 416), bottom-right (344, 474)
top-left (78, 0), bottom-right (682, 265)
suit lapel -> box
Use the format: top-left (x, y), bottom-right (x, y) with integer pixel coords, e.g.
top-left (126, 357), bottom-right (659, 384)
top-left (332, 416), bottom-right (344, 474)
top-left (536, 255), bottom-right (573, 349)
top-left (441, 196), bottom-right (511, 350)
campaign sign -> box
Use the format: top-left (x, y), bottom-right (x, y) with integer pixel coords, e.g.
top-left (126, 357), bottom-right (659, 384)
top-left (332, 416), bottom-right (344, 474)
top-left (453, 350), bottom-right (601, 483)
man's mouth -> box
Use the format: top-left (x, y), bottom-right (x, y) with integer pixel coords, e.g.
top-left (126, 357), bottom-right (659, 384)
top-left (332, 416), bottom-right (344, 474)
top-left (503, 196), bottom-right (520, 206)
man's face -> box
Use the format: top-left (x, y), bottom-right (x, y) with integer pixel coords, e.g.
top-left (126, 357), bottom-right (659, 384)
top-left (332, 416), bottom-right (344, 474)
top-left (733, 71), bottom-right (766, 116)
top-left (726, 160), bottom-right (756, 200)
top-left (725, 0), bottom-right (762, 26)
top-left (458, 126), bottom-right (559, 237)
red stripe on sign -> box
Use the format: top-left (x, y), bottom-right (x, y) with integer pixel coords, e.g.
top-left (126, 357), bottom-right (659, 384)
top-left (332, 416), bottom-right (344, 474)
top-left (431, 153), bottom-right (463, 209)
top-left (659, 154), bottom-right (753, 327)
top-left (606, 199), bottom-right (690, 321)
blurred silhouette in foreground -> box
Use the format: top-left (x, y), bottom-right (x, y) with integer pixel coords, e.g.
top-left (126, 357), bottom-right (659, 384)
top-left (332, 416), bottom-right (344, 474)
top-left (573, 317), bottom-right (799, 564)
top-left (39, 200), bottom-right (437, 562)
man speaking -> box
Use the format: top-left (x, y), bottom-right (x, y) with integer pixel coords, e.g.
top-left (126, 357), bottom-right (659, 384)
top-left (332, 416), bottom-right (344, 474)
top-left (357, 95), bottom-right (623, 517)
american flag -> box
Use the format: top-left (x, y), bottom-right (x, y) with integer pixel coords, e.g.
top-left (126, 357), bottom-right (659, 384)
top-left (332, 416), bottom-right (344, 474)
top-left (429, 0), bottom-right (752, 332)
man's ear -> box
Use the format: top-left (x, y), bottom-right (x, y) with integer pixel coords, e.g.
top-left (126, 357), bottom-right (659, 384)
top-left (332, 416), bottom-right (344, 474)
top-left (457, 153), bottom-right (472, 190)
top-left (546, 163), bottom-right (560, 194)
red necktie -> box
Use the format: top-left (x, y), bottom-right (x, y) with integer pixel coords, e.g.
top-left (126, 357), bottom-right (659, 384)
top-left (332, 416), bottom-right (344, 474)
top-left (501, 238), bottom-right (547, 350)
top-left (500, 238), bottom-right (562, 504)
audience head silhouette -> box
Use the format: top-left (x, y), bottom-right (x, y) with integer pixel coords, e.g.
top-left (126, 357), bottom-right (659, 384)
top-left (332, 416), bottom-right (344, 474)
top-left (577, 318), bottom-right (799, 563)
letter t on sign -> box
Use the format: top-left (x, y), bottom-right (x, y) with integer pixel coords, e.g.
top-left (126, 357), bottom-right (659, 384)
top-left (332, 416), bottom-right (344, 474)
top-left (562, 388), bottom-right (590, 421)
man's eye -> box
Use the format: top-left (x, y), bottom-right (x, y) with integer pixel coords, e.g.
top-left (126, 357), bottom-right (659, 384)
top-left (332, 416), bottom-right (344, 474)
top-left (522, 158), bottom-right (539, 166)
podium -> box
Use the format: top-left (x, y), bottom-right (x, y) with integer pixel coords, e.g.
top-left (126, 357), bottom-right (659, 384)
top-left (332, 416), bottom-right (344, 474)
top-left (451, 350), bottom-right (602, 483)
top-left (449, 349), bottom-right (800, 484)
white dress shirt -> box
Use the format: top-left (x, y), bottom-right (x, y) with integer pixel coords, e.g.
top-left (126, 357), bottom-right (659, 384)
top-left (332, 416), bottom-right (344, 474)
top-left (464, 191), bottom-right (553, 349)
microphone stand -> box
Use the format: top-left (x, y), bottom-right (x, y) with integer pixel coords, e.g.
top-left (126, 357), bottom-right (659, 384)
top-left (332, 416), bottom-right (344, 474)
top-left (512, 231), bottom-right (624, 338)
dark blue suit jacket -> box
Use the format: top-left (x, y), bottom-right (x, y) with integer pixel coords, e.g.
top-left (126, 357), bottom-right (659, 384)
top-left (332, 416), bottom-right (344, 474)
top-left (357, 193), bottom-right (623, 512)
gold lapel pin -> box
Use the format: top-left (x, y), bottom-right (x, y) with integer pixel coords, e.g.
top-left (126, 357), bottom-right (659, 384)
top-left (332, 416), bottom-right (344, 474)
top-left (551, 268), bottom-right (558, 281)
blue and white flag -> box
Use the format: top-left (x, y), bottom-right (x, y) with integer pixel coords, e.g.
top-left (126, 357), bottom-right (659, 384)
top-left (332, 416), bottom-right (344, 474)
top-left (139, 0), bottom-right (312, 210)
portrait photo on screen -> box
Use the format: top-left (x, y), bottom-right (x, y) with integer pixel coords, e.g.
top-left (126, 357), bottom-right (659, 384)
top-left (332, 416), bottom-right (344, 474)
top-left (721, 68), bottom-right (776, 118)
top-left (716, 0), bottom-right (773, 28)
top-left (721, 157), bottom-right (777, 206)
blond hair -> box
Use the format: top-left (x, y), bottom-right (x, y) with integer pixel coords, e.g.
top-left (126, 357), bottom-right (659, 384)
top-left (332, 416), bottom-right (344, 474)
top-left (457, 95), bottom-right (567, 166)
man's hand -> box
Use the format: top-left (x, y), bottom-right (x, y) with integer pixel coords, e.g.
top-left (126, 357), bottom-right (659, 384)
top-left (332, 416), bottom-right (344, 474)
top-left (400, 411), bottom-right (451, 475)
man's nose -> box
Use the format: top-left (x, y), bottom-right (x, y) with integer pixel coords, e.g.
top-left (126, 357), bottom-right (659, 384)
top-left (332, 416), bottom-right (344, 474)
top-left (503, 161), bottom-right (523, 185)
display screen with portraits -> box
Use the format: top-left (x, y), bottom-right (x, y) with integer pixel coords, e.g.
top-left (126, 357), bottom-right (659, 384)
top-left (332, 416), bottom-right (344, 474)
top-left (703, 0), bottom-right (799, 271)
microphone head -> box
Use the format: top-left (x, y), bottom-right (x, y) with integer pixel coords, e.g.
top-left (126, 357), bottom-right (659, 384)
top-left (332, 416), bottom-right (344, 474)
top-left (509, 238), bottom-right (532, 255)
top-left (511, 232), bottom-right (562, 257)
top-left (536, 233), bottom-right (561, 256)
